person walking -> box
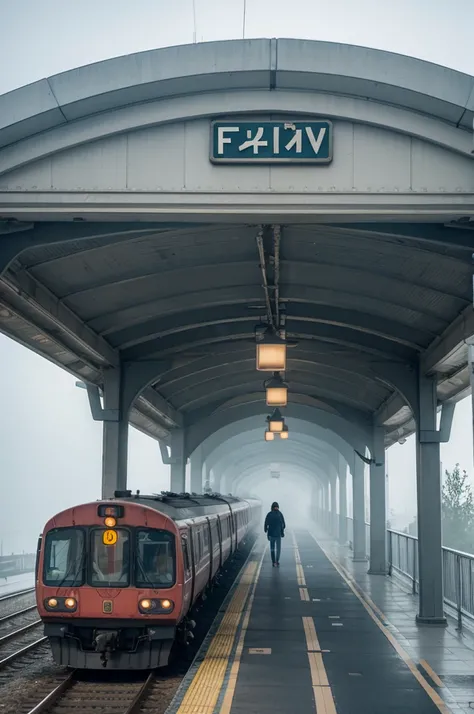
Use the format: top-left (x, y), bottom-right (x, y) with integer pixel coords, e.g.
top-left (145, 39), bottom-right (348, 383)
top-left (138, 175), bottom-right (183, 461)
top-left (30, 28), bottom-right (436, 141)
top-left (264, 501), bottom-right (286, 567)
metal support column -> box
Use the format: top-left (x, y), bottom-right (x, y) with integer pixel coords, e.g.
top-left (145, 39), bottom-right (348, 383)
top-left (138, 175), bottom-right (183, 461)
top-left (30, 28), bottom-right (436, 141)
top-left (190, 445), bottom-right (203, 493)
top-left (329, 470), bottom-right (338, 537)
top-left (100, 369), bottom-right (129, 499)
top-left (322, 482), bottom-right (329, 531)
top-left (368, 425), bottom-right (387, 574)
top-left (352, 454), bottom-right (366, 561)
top-left (338, 453), bottom-right (348, 544)
top-left (203, 462), bottom-right (211, 492)
top-left (416, 375), bottom-right (447, 625)
top-left (170, 429), bottom-right (187, 493)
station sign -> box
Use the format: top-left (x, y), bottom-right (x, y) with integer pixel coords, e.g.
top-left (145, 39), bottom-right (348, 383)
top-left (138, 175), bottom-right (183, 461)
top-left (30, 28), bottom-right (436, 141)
top-left (210, 120), bottom-right (332, 164)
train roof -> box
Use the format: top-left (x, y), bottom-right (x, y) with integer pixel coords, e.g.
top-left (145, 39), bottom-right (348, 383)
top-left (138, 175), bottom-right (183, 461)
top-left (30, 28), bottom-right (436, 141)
top-left (107, 491), bottom-right (261, 522)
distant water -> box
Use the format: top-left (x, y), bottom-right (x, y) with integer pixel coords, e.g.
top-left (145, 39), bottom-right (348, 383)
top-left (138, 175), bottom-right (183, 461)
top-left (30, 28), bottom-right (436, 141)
top-left (0, 571), bottom-right (35, 596)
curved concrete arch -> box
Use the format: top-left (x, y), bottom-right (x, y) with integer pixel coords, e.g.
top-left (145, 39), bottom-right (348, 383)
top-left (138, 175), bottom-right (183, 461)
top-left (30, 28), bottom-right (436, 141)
top-left (230, 460), bottom-right (327, 499)
top-left (204, 431), bottom-right (341, 489)
top-left (187, 404), bottom-right (371, 458)
top-left (1, 39), bottom-right (472, 174)
top-left (200, 420), bottom-right (355, 471)
top-left (216, 441), bottom-right (337, 493)
top-left (216, 444), bottom-right (335, 493)
top-left (233, 462), bottom-right (329, 498)
top-left (220, 449), bottom-right (332, 496)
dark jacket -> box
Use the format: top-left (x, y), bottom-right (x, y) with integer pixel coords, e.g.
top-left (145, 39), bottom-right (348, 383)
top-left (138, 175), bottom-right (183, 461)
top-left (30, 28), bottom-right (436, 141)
top-left (264, 509), bottom-right (286, 538)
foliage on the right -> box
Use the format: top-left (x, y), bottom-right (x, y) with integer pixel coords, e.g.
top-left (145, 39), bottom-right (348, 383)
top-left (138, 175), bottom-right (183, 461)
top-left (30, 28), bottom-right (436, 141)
top-left (442, 463), bottom-right (474, 554)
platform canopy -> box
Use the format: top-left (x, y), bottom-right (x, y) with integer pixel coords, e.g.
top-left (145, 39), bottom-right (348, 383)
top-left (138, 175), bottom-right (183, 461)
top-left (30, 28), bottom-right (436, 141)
top-left (0, 38), bottom-right (474, 448)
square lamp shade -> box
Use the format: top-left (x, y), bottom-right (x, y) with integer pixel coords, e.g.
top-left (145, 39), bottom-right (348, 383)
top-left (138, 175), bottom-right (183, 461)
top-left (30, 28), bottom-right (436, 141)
top-left (266, 385), bottom-right (288, 407)
top-left (256, 342), bottom-right (287, 371)
top-left (264, 430), bottom-right (275, 441)
top-left (280, 429), bottom-right (289, 439)
top-left (269, 418), bottom-right (284, 433)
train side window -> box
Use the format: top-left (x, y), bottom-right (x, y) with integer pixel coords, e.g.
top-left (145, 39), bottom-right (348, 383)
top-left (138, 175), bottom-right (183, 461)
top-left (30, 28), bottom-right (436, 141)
top-left (35, 535), bottom-right (42, 581)
top-left (211, 521), bottom-right (218, 549)
top-left (182, 536), bottom-right (191, 578)
top-left (195, 529), bottom-right (202, 563)
top-left (203, 525), bottom-right (209, 549)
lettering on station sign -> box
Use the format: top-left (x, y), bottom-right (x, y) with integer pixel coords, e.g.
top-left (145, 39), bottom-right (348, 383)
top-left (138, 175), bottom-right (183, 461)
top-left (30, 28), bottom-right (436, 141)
top-left (210, 120), bottom-right (332, 164)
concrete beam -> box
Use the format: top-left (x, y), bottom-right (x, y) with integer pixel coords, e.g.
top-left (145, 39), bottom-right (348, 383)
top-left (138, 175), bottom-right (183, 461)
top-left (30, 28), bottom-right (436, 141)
top-left (422, 305), bottom-right (474, 374)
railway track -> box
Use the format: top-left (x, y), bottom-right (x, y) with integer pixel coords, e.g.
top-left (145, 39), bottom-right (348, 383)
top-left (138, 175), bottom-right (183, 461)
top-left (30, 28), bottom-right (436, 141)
top-left (0, 588), bottom-right (35, 603)
top-left (23, 671), bottom-right (173, 714)
top-left (0, 618), bottom-right (47, 678)
top-left (0, 588), bottom-right (36, 622)
top-left (0, 604), bottom-right (37, 626)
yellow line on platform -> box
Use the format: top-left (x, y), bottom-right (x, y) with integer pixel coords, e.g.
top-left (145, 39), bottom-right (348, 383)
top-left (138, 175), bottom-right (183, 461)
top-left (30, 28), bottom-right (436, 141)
top-left (420, 659), bottom-right (445, 688)
top-left (311, 533), bottom-right (453, 714)
top-left (218, 547), bottom-right (265, 714)
top-left (292, 531), bottom-right (307, 586)
top-left (300, 587), bottom-right (310, 601)
top-left (313, 685), bottom-right (338, 714)
top-left (303, 616), bottom-right (321, 651)
top-left (176, 547), bottom-right (263, 714)
top-left (294, 533), bottom-right (338, 714)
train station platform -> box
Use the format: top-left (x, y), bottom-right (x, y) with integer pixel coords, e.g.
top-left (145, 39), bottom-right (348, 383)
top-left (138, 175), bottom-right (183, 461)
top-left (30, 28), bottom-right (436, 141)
top-left (167, 530), bottom-right (474, 714)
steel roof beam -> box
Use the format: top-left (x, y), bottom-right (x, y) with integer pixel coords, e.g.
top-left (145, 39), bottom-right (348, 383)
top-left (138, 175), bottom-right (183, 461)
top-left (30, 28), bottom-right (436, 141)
top-left (109, 303), bottom-right (431, 352)
top-left (328, 223), bottom-right (474, 252)
top-left (422, 304), bottom-right (474, 374)
top-left (121, 320), bottom-right (417, 362)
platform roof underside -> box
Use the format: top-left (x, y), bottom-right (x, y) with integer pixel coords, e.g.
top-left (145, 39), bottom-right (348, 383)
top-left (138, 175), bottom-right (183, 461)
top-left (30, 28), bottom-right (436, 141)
top-left (0, 38), bottom-right (474, 449)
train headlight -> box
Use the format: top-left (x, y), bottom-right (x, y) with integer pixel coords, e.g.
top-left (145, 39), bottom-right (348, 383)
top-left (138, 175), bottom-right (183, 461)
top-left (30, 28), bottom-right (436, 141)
top-left (139, 598), bottom-right (174, 614)
top-left (44, 596), bottom-right (77, 612)
top-left (104, 516), bottom-right (116, 527)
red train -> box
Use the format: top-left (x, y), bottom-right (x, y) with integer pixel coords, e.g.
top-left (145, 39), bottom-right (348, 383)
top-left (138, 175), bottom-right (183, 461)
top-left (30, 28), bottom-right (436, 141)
top-left (35, 490), bottom-right (261, 669)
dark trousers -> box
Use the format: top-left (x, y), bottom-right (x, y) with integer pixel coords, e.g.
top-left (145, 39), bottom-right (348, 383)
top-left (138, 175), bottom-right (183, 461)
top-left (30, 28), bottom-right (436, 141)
top-left (269, 536), bottom-right (281, 563)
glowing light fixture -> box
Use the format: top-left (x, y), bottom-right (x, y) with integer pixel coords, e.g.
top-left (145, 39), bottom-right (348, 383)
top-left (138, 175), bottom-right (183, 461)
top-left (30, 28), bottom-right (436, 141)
top-left (280, 425), bottom-right (289, 440)
top-left (264, 430), bottom-right (275, 441)
top-left (268, 408), bottom-right (284, 433)
top-left (265, 372), bottom-right (288, 407)
top-left (256, 329), bottom-right (287, 371)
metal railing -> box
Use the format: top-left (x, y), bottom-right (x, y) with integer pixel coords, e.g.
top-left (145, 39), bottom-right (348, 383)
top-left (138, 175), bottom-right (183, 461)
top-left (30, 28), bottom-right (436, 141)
top-left (342, 516), bottom-right (474, 629)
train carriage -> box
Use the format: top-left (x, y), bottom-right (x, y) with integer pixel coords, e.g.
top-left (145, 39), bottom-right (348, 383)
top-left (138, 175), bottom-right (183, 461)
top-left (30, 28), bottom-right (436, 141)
top-left (35, 491), bottom-right (261, 670)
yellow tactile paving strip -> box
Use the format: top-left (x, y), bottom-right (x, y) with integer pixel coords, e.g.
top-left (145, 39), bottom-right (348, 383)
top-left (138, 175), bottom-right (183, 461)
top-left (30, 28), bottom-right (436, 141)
top-left (175, 558), bottom-right (260, 714)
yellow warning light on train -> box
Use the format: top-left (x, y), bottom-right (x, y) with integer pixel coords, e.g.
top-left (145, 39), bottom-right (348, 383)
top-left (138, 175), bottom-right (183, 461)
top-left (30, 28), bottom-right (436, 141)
top-left (103, 529), bottom-right (118, 546)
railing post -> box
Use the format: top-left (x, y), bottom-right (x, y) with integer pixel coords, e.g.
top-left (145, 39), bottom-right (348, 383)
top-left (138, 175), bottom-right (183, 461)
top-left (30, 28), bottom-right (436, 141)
top-left (413, 538), bottom-right (417, 595)
top-left (388, 531), bottom-right (393, 576)
top-left (456, 554), bottom-right (463, 631)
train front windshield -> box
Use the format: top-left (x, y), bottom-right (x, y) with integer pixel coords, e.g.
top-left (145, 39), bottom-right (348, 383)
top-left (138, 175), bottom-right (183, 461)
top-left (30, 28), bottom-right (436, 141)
top-left (135, 529), bottom-right (175, 588)
top-left (42, 526), bottom-right (175, 589)
top-left (43, 527), bottom-right (85, 587)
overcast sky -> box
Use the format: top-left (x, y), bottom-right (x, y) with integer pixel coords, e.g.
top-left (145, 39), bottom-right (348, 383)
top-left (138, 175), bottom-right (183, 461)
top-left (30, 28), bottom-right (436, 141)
top-left (1, 0), bottom-right (474, 553)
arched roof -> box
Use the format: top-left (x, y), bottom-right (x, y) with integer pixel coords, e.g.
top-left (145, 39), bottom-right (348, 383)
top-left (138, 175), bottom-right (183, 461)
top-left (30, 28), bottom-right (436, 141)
top-left (1, 38), bottom-right (473, 149)
top-left (0, 39), bottom-right (473, 452)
